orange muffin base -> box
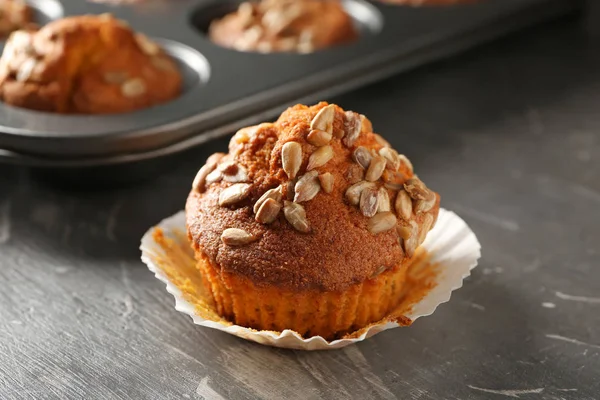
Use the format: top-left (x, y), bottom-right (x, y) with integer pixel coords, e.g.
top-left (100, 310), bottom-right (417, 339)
top-left (195, 251), bottom-right (409, 340)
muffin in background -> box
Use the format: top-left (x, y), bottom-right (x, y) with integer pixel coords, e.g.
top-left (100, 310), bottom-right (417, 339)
top-left (0, 14), bottom-right (182, 114)
top-left (186, 102), bottom-right (440, 340)
top-left (209, 0), bottom-right (358, 53)
top-left (0, 0), bottom-right (34, 38)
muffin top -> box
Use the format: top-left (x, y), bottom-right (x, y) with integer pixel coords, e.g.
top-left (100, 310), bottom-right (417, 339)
top-left (209, 0), bottom-right (358, 53)
top-left (0, 0), bottom-right (34, 39)
top-left (0, 14), bottom-right (181, 114)
top-left (186, 103), bottom-right (440, 292)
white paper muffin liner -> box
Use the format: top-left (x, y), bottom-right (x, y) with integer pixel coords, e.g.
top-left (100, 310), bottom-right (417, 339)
top-left (140, 208), bottom-right (481, 350)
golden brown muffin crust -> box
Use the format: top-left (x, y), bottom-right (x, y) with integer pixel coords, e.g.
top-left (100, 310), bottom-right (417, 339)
top-left (186, 103), bottom-right (440, 292)
top-left (0, 14), bottom-right (182, 114)
top-left (209, 0), bottom-right (358, 53)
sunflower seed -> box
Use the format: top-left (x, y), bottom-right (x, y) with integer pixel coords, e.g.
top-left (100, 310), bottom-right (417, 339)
top-left (283, 201), bottom-right (310, 233)
top-left (370, 265), bottom-right (387, 279)
top-left (415, 194), bottom-right (436, 214)
top-left (135, 33), bottom-right (160, 56)
top-left (16, 58), bottom-right (36, 82)
top-left (345, 181), bottom-right (376, 206)
top-left (379, 147), bottom-right (401, 170)
top-left (205, 169), bottom-right (223, 185)
top-left (365, 155), bottom-right (386, 182)
top-left (373, 134), bottom-right (391, 148)
top-left (418, 213), bottom-right (434, 246)
top-left (219, 183), bottom-right (252, 206)
top-left (343, 111), bottom-right (362, 147)
top-left (221, 228), bottom-right (257, 246)
top-left (285, 180), bottom-right (295, 201)
top-left (377, 188), bottom-right (391, 213)
top-left (382, 170), bottom-right (406, 190)
top-left (192, 161), bottom-right (217, 192)
top-left (232, 126), bottom-right (257, 146)
top-left (255, 198), bottom-right (282, 224)
top-left (207, 152), bottom-right (226, 165)
top-left (307, 145), bottom-right (333, 171)
top-left (103, 71), bottom-right (128, 84)
top-left (398, 154), bottom-right (414, 173)
top-left (397, 224), bottom-right (412, 240)
top-left (223, 164), bottom-right (249, 183)
top-left (217, 160), bottom-right (238, 175)
top-left (404, 178), bottom-right (430, 200)
top-left (353, 146), bottom-right (372, 169)
top-left (310, 104), bottom-right (335, 135)
top-left (238, 1), bottom-right (255, 27)
top-left (294, 171), bottom-right (320, 203)
top-left (281, 141), bottom-right (302, 179)
top-left (368, 212), bottom-right (397, 234)
top-left (307, 129), bottom-right (332, 146)
top-left (361, 115), bottom-right (372, 133)
top-left (121, 78), bottom-right (146, 98)
top-left (318, 173), bottom-right (334, 194)
top-left (254, 186), bottom-right (283, 214)
top-left (402, 221), bottom-right (419, 257)
top-left (395, 190), bottom-right (413, 220)
top-left (360, 187), bottom-right (379, 218)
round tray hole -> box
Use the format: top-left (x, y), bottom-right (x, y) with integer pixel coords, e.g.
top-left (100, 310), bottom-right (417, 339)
top-left (157, 39), bottom-right (211, 94)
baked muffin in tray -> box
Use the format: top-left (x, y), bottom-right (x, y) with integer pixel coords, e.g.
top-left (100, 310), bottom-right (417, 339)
top-left (209, 0), bottom-right (358, 53)
top-left (0, 0), bottom-right (34, 39)
top-left (0, 14), bottom-right (182, 114)
top-left (186, 102), bottom-right (440, 340)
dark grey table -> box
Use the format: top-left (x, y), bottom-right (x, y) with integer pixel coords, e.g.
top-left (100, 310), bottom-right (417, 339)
top-left (1, 15), bottom-right (599, 400)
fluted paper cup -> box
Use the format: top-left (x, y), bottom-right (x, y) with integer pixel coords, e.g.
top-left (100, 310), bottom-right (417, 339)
top-left (140, 208), bottom-right (481, 350)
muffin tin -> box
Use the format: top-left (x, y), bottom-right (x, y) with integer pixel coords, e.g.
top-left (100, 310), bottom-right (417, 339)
top-left (0, 0), bottom-right (584, 167)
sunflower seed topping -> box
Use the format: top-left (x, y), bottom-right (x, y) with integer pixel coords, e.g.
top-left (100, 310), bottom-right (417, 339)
top-left (318, 173), bottom-right (334, 194)
top-left (342, 111), bottom-right (362, 147)
top-left (219, 183), bottom-right (252, 206)
top-left (121, 78), bottom-right (146, 98)
top-left (415, 194), bottom-right (436, 214)
top-left (397, 224), bottom-right (412, 240)
top-left (255, 198), bottom-right (282, 224)
top-left (307, 145), bottom-right (333, 171)
top-left (254, 186), bottom-right (283, 214)
top-left (307, 129), bottom-right (332, 146)
top-left (418, 213), bottom-right (434, 246)
top-left (310, 104), bottom-right (335, 135)
top-left (395, 190), bottom-right (413, 220)
top-left (360, 187), bottom-right (379, 218)
top-left (222, 164), bottom-right (249, 183)
top-left (353, 146), bottom-right (372, 169)
top-left (205, 169), bottom-right (223, 185)
top-left (368, 212), bottom-right (397, 234)
top-left (294, 171), bottom-right (320, 203)
top-left (345, 181), bottom-right (376, 206)
top-left (404, 178), bottom-right (430, 200)
top-left (192, 162), bottom-right (217, 192)
top-left (377, 188), bottom-right (391, 213)
top-left (135, 33), bottom-right (160, 56)
top-left (365, 155), bottom-right (386, 182)
top-left (379, 147), bottom-right (401, 170)
top-left (285, 180), bottom-right (295, 201)
top-left (221, 228), bottom-right (257, 246)
top-left (403, 221), bottom-right (419, 257)
top-left (381, 170), bottom-right (405, 190)
top-left (283, 201), bottom-right (310, 233)
top-left (281, 141), bottom-right (302, 179)
top-left (398, 154), bottom-right (414, 173)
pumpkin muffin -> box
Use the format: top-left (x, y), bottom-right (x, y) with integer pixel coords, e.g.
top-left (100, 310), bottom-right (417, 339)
top-left (186, 103), bottom-right (440, 340)
top-left (209, 0), bottom-right (358, 53)
top-left (0, 0), bottom-right (34, 39)
top-left (0, 14), bottom-right (182, 114)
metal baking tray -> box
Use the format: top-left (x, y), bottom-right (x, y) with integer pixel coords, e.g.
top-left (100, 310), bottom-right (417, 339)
top-left (0, 0), bottom-right (584, 167)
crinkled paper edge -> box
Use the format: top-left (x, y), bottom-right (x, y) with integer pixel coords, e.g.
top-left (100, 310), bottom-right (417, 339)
top-left (140, 208), bottom-right (481, 350)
